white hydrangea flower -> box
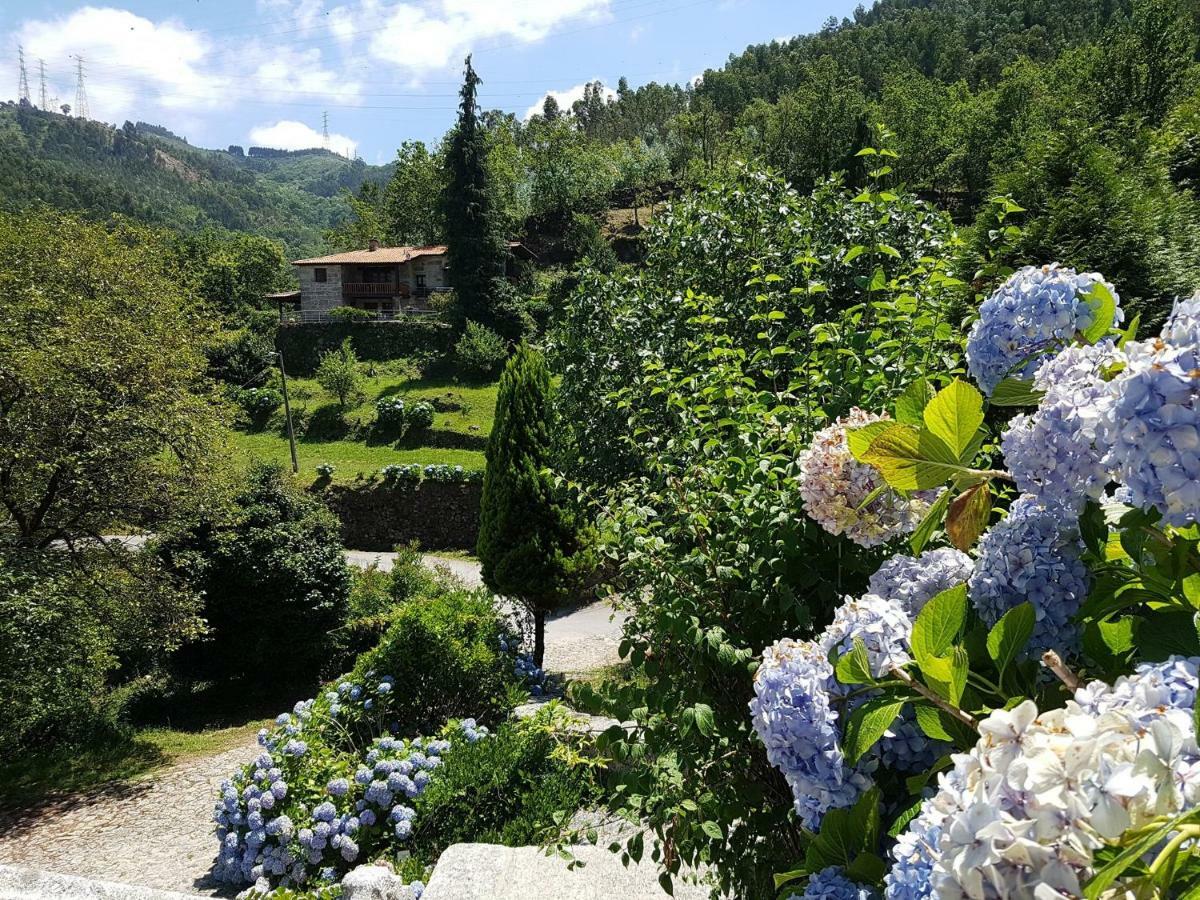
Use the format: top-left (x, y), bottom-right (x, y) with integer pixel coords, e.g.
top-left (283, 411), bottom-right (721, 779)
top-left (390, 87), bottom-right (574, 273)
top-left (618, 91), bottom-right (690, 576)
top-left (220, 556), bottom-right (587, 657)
top-left (798, 409), bottom-right (940, 548)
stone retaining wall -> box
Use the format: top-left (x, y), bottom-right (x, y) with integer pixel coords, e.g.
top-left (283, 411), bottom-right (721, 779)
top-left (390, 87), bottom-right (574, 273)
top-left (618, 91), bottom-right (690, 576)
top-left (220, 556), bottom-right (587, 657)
top-left (322, 481), bottom-right (481, 551)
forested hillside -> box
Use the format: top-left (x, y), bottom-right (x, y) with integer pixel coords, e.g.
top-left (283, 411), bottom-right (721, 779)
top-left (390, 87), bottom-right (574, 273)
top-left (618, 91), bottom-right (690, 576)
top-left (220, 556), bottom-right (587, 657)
top-left (0, 103), bottom-right (391, 256)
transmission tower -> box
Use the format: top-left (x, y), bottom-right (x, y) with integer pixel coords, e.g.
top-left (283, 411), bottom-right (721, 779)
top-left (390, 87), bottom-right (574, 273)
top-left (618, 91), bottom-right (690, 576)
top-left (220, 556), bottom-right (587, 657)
top-left (38, 59), bottom-right (47, 109)
top-left (73, 55), bottom-right (89, 119)
top-left (17, 45), bottom-right (30, 104)
top-left (322, 110), bottom-right (329, 148)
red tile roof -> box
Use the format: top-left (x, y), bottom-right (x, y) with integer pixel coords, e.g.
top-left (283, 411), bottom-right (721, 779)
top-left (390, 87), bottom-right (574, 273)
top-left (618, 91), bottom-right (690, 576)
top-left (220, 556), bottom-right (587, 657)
top-left (293, 245), bottom-right (448, 266)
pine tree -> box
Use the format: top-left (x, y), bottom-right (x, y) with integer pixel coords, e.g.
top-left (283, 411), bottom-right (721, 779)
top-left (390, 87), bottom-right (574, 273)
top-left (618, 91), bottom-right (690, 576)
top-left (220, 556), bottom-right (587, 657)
top-left (440, 56), bottom-right (510, 335)
top-left (477, 344), bottom-right (586, 667)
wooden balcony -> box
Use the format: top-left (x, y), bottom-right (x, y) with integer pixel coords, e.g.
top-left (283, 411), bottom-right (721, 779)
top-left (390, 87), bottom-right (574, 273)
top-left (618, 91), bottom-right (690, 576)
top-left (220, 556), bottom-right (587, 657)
top-left (342, 282), bottom-right (409, 298)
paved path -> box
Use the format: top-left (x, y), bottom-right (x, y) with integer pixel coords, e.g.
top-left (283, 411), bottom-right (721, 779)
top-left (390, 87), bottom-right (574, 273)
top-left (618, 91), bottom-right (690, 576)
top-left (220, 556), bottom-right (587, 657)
top-left (0, 550), bottom-right (627, 895)
top-left (0, 738), bottom-right (261, 896)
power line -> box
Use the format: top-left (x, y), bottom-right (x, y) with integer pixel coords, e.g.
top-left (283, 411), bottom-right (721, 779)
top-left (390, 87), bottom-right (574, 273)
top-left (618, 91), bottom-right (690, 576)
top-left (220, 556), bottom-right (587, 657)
top-left (17, 45), bottom-right (31, 104)
top-left (38, 59), bottom-right (48, 109)
top-left (73, 55), bottom-right (89, 119)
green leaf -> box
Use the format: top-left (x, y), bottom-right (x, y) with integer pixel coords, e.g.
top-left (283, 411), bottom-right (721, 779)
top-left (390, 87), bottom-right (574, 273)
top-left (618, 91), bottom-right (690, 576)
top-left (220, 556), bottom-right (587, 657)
top-left (700, 820), bottom-right (723, 841)
top-left (914, 703), bottom-right (953, 741)
top-left (945, 482), bottom-right (991, 550)
top-left (909, 489), bottom-right (951, 555)
top-left (894, 378), bottom-right (936, 425)
top-left (774, 870), bottom-right (809, 891)
top-left (846, 420), bottom-right (892, 462)
top-left (694, 703), bottom-right (715, 737)
top-left (843, 697), bottom-right (905, 764)
top-left (845, 852), bottom-right (887, 884)
top-left (986, 602), bottom-right (1035, 676)
top-left (1080, 282), bottom-right (1118, 345)
top-left (860, 424), bottom-right (970, 490)
top-left (842, 245), bottom-right (867, 264)
top-left (912, 584), bottom-right (968, 666)
top-left (835, 637), bottom-right (875, 686)
top-left (948, 647), bottom-right (968, 705)
top-left (989, 377), bottom-right (1046, 407)
top-left (1138, 611), bottom-right (1200, 661)
top-left (923, 379), bottom-right (985, 462)
top-left (1117, 312), bottom-right (1141, 349)
top-left (1084, 811), bottom-right (1195, 899)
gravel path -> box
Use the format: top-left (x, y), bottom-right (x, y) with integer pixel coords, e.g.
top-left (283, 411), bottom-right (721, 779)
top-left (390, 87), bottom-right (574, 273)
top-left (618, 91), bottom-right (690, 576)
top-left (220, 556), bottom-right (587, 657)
top-left (0, 550), bottom-right (626, 894)
top-left (0, 738), bottom-right (260, 896)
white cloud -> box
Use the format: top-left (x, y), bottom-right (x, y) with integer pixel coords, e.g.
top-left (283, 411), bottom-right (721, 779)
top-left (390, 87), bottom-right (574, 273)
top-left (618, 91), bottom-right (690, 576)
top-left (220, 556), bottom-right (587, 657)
top-left (523, 80), bottom-right (614, 120)
top-left (249, 119), bottom-right (358, 156)
top-left (359, 0), bottom-right (612, 74)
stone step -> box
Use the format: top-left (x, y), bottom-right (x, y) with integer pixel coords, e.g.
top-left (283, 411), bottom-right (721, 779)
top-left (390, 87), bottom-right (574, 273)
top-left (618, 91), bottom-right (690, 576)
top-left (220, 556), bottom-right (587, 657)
top-left (0, 865), bottom-right (207, 900)
top-left (420, 844), bottom-right (711, 900)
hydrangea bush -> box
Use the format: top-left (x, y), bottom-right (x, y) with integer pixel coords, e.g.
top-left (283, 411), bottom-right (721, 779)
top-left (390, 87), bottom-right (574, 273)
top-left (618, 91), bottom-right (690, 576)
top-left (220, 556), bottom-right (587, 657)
top-left (379, 463), bottom-right (482, 486)
top-left (762, 267), bottom-right (1200, 899)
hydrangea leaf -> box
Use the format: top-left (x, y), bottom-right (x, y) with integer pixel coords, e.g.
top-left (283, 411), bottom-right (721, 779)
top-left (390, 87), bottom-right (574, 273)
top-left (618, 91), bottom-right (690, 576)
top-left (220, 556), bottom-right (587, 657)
top-left (894, 377), bottom-right (936, 426)
top-left (843, 697), bottom-right (906, 764)
top-left (1080, 282), bottom-right (1118, 345)
top-left (989, 378), bottom-right (1046, 407)
top-left (908, 489), bottom-right (951, 555)
top-left (923, 379), bottom-right (985, 462)
top-left (985, 602), bottom-right (1035, 678)
top-left (846, 420), bottom-right (892, 462)
top-left (845, 851), bottom-right (887, 884)
top-left (834, 637), bottom-right (875, 686)
top-left (860, 424), bottom-right (972, 490)
top-left (946, 482), bottom-right (991, 550)
top-left (913, 703), bottom-right (953, 741)
top-left (911, 584), bottom-right (968, 667)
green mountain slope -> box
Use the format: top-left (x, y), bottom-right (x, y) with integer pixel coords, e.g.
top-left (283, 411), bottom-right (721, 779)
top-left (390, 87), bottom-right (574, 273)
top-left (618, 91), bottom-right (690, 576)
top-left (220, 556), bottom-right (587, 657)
top-left (0, 103), bottom-right (391, 256)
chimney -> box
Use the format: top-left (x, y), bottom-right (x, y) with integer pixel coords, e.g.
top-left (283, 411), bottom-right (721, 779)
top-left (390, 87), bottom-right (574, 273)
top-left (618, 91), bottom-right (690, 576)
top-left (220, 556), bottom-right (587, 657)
top-left (368, 239), bottom-right (380, 252)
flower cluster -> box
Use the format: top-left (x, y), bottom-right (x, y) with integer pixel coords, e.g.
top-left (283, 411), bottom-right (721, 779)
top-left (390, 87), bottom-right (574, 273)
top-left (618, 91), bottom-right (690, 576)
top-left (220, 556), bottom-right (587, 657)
top-left (751, 592), bottom-right (944, 829)
top-left (376, 397), bottom-right (436, 432)
top-left (1105, 294), bottom-right (1200, 526)
top-left (378, 463), bottom-right (483, 486)
top-left (885, 657), bottom-right (1200, 899)
top-left (792, 866), bottom-right (879, 900)
top-left (968, 494), bottom-right (1089, 658)
top-left (237, 386), bottom-right (284, 417)
top-left (866, 548), bottom-right (974, 617)
top-left (1001, 341), bottom-right (1121, 511)
top-left (214, 679), bottom-right (490, 890)
top-left (966, 264), bottom-right (1122, 396)
top-left (315, 463), bottom-right (336, 479)
top-left (798, 410), bottom-right (939, 548)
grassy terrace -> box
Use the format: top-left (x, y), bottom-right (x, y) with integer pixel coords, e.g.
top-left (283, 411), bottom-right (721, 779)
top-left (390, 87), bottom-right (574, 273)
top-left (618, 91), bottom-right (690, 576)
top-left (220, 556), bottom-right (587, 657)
top-left (228, 372), bottom-right (498, 483)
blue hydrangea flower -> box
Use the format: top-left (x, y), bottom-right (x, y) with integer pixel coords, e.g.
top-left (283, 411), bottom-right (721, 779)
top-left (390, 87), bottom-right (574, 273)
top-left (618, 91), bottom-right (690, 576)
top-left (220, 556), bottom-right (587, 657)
top-left (1106, 295), bottom-right (1200, 526)
top-left (795, 866), bottom-right (878, 900)
top-left (966, 264), bottom-right (1122, 396)
top-left (326, 778), bottom-right (349, 797)
top-left (1002, 342), bottom-right (1120, 510)
top-left (969, 494), bottom-right (1089, 657)
top-left (394, 819), bottom-right (413, 840)
top-left (866, 548), bottom-right (974, 617)
top-left (884, 799), bottom-right (946, 900)
top-left (359, 809), bottom-right (376, 827)
top-left (312, 801), bottom-right (336, 823)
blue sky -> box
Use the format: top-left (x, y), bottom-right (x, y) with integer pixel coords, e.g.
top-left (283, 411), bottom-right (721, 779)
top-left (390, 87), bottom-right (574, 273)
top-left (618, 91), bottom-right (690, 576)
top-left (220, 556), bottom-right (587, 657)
top-left (3, 0), bottom-right (862, 164)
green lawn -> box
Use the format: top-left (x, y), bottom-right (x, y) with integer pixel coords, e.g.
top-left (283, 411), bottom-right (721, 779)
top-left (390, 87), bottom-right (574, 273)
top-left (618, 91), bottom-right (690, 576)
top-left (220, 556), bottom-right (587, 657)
top-left (229, 373), bottom-right (498, 483)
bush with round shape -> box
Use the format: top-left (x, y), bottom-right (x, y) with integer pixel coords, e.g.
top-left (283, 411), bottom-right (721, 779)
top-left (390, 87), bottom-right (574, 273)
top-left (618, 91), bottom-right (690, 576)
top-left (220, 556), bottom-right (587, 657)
top-left (375, 397), bottom-right (407, 431)
top-left (405, 401), bottom-right (435, 431)
top-left (454, 320), bottom-right (508, 380)
top-left (157, 464), bottom-right (352, 684)
top-left (237, 387), bottom-right (283, 419)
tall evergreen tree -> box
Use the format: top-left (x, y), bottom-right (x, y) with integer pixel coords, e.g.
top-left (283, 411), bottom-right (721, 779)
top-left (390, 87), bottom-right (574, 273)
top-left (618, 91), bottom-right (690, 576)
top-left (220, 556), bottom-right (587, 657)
top-left (440, 56), bottom-right (510, 335)
top-left (477, 345), bottom-right (587, 667)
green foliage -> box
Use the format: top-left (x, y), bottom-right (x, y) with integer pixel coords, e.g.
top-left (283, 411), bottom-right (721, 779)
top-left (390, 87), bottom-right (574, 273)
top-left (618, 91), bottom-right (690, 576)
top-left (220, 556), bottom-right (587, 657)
top-left (440, 57), bottom-right (513, 338)
top-left (409, 705), bottom-right (600, 859)
top-left (343, 587), bottom-right (518, 739)
top-left (454, 320), bottom-right (509, 380)
top-left (479, 345), bottom-right (590, 666)
top-left (0, 208), bottom-right (228, 548)
top-left (316, 338), bottom-right (365, 409)
top-left (157, 464), bottom-right (351, 684)
top-left (207, 328), bottom-right (277, 387)
top-left (0, 548), bottom-right (203, 754)
top-left (384, 140), bottom-right (444, 246)
top-left (274, 320), bottom-right (454, 377)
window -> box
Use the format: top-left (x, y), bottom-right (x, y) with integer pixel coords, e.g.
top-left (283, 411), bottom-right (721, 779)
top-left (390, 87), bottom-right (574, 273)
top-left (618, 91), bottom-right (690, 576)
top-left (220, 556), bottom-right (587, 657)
top-left (415, 273), bottom-right (427, 287)
top-left (314, 268), bottom-right (327, 283)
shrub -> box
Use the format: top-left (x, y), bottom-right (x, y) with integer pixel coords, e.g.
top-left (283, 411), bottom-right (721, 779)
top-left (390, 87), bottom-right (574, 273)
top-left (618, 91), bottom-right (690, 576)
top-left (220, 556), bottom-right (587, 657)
top-left (388, 541), bottom-right (436, 602)
top-left (454, 320), bottom-right (508, 379)
top-left (158, 464), bottom-right (352, 685)
top-left (237, 386), bottom-right (283, 419)
top-left (207, 329), bottom-right (276, 386)
top-left (316, 338), bottom-right (364, 409)
top-left (327, 306), bottom-right (375, 322)
top-left (315, 463), bottom-right (336, 479)
top-left (406, 401), bottom-right (435, 431)
top-left (374, 396), bottom-right (408, 431)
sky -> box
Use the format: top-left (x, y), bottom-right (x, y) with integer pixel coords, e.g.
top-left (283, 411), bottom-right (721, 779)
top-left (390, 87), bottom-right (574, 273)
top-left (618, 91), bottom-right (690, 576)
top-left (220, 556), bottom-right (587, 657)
top-left (2, 0), bottom-right (863, 165)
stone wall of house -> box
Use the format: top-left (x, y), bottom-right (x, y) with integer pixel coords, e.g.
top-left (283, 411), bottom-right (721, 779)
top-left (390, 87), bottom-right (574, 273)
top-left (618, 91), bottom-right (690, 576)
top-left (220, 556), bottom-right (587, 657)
top-left (298, 264), bottom-right (344, 314)
top-left (322, 481), bottom-right (481, 551)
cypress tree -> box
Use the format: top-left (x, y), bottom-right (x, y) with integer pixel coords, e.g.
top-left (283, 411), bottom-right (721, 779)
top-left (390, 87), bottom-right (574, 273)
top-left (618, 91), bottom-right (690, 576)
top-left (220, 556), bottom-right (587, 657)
top-left (477, 344), bottom-right (584, 667)
top-left (440, 55), bottom-right (509, 335)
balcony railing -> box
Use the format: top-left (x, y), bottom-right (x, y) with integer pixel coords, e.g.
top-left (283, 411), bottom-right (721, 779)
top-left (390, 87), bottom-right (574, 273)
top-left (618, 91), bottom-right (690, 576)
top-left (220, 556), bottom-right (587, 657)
top-left (280, 308), bottom-right (439, 325)
top-left (342, 282), bottom-right (403, 298)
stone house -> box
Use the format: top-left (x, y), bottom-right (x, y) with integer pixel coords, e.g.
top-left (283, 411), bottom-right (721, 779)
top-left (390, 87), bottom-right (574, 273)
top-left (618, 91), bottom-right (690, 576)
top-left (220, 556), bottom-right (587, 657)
top-left (272, 240), bottom-right (533, 322)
